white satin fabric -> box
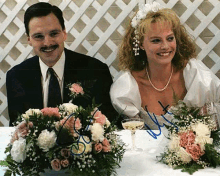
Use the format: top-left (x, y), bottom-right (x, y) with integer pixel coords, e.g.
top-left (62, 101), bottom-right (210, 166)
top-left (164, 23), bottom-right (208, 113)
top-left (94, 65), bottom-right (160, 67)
top-left (110, 59), bottom-right (220, 129)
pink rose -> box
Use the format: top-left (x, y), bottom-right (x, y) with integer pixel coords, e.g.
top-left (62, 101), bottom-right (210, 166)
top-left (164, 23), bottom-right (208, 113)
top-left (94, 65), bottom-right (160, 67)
top-left (59, 117), bottom-right (82, 137)
top-left (70, 83), bottom-right (84, 95)
top-left (93, 110), bottom-right (106, 125)
top-left (179, 131), bottom-right (195, 148)
top-left (102, 138), bottom-right (110, 146)
top-left (61, 148), bottom-right (70, 158)
top-left (102, 145), bottom-right (111, 152)
top-left (102, 138), bottom-right (111, 152)
top-left (41, 107), bottom-right (60, 118)
top-left (51, 159), bottom-right (61, 171)
top-left (74, 118), bottom-right (82, 130)
top-left (17, 121), bottom-right (33, 138)
top-left (186, 144), bottom-right (204, 161)
top-left (10, 121), bottom-right (32, 143)
top-left (28, 122), bottom-right (33, 128)
top-left (94, 143), bottom-right (102, 153)
top-left (61, 159), bottom-right (69, 167)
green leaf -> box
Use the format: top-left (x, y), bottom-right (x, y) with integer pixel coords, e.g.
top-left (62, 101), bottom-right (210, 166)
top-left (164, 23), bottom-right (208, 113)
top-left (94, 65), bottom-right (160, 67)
top-left (174, 162), bottom-right (203, 175)
top-left (0, 160), bottom-right (8, 166)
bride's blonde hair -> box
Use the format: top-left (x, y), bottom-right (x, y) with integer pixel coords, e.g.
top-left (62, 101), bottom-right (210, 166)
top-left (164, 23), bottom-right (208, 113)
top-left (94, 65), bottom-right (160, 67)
top-left (118, 8), bottom-right (197, 71)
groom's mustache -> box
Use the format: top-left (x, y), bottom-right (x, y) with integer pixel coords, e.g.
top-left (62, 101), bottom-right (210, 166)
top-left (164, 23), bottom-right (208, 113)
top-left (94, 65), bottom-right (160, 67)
top-left (40, 45), bottom-right (59, 52)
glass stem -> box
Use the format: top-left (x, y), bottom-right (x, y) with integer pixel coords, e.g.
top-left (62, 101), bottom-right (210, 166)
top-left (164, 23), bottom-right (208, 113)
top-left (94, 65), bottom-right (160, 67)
top-left (131, 130), bottom-right (136, 150)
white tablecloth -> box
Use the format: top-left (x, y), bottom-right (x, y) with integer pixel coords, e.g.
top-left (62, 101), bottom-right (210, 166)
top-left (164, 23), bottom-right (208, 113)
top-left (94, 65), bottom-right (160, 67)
top-left (0, 127), bottom-right (220, 176)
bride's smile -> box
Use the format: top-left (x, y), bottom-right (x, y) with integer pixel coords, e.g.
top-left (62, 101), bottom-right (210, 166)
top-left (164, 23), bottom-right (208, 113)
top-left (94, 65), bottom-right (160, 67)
top-left (141, 21), bottom-right (176, 66)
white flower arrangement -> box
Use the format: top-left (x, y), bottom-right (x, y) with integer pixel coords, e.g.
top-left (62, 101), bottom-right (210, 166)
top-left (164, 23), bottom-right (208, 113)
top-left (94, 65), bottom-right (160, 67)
top-left (1, 83), bottom-right (125, 176)
top-left (159, 101), bottom-right (220, 174)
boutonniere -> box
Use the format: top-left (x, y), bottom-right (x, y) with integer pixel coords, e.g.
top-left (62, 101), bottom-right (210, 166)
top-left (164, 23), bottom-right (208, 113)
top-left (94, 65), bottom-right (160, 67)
top-left (67, 82), bottom-right (90, 99)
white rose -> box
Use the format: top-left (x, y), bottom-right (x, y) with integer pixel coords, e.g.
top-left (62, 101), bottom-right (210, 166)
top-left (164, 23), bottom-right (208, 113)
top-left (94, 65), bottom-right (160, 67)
top-left (22, 109), bottom-right (42, 120)
top-left (60, 103), bottom-right (78, 115)
top-left (177, 147), bottom-right (192, 164)
top-left (169, 135), bottom-right (180, 151)
top-left (37, 130), bottom-right (57, 152)
top-left (195, 136), bottom-right (213, 151)
top-left (11, 137), bottom-right (26, 163)
top-left (91, 123), bottom-right (104, 142)
top-left (22, 114), bottom-right (29, 121)
top-left (192, 122), bottom-right (211, 137)
top-left (26, 109), bottom-right (42, 116)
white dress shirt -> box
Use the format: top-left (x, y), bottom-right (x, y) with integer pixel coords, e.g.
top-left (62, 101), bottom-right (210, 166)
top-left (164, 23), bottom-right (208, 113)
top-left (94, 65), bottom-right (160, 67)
top-left (39, 52), bottom-right (65, 107)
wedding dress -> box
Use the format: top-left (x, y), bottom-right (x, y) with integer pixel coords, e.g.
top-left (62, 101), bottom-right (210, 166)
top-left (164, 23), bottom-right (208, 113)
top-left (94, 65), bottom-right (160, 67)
top-left (110, 59), bottom-right (220, 129)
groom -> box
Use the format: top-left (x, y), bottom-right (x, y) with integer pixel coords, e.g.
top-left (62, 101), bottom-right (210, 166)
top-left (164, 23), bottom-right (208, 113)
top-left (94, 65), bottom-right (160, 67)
top-left (6, 2), bottom-right (117, 126)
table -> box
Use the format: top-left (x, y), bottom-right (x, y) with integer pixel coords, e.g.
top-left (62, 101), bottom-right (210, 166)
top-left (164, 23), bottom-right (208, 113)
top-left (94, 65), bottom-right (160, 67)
top-left (0, 128), bottom-right (220, 176)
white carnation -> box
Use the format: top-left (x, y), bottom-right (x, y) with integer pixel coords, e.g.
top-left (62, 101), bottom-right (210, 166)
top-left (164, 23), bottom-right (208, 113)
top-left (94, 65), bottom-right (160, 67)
top-left (168, 135), bottom-right (180, 151)
top-left (37, 130), bottom-right (57, 152)
top-left (91, 123), bottom-right (104, 142)
top-left (60, 103), bottom-right (78, 115)
top-left (192, 122), bottom-right (211, 137)
top-left (177, 147), bottom-right (192, 164)
top-left (11, 137), bottom-right (26, 163)
top-left (195, 136), bottom-right (213, 151)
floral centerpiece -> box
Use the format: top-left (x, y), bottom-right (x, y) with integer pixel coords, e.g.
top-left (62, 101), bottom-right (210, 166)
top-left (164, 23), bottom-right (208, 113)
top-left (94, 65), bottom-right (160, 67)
top-left (159, 100), bottom-right (220, 174)
top-left (0, 83), bottom-right (125, 176)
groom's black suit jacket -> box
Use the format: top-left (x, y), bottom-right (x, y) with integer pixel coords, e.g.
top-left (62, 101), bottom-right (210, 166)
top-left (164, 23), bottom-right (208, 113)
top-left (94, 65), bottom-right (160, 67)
top-left (6, 48), bottom-right (117, 126)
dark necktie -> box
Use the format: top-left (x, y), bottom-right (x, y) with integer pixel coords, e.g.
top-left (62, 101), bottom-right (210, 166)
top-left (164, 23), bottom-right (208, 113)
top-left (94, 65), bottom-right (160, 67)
top-left (47, 68), bottom-right (62, 107)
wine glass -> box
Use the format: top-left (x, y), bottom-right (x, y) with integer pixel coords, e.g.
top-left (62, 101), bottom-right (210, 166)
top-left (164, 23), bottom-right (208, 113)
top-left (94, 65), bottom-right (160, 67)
top-left (121, 118), bottom-right (144, 152)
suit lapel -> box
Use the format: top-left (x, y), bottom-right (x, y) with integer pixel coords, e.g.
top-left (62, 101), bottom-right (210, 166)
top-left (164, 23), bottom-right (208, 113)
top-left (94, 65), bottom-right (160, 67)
top-left (31, 56), bottom-right (44, 109)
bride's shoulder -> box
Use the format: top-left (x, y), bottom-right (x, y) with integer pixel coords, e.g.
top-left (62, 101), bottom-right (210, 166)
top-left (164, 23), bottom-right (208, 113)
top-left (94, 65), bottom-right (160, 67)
top-left (111, 71), bottom-right (137, 91)
top-left (110, 70), bottom-right (141, 101)
top-left (110, 71), bottom-right (142, 117)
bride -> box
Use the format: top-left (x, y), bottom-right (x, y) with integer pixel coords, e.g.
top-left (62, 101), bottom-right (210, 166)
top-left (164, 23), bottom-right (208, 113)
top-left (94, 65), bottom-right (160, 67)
top-left (110, 2), bottom-right (220, 130)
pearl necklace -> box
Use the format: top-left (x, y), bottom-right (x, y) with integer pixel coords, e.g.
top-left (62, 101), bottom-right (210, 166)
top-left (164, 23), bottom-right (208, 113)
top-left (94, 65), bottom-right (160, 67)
top-left (146, 66), bottom-right (173, 92)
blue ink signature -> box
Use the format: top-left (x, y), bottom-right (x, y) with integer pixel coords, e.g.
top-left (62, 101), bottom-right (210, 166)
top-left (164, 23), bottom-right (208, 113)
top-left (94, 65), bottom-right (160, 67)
top-left (144, 101), bottom-right (178, 139)
top-left (57, 109), bottom-right (99, 156)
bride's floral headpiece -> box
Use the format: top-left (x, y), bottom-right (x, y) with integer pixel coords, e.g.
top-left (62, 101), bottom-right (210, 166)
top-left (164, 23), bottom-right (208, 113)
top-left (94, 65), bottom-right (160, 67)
top-left (132, 1), bottom-right (163, 56)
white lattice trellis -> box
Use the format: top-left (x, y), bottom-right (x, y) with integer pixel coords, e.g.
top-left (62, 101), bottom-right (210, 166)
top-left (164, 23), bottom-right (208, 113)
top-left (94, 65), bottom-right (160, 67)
top-left (0, 0), bottom-right (219, 126)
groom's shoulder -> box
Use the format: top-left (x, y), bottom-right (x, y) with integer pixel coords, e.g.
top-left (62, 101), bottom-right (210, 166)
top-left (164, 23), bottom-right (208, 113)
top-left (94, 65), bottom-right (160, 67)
top-left (65, 48), bottom-right (107, 69)
top-left (7, 55), bottom-right (39, 75)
